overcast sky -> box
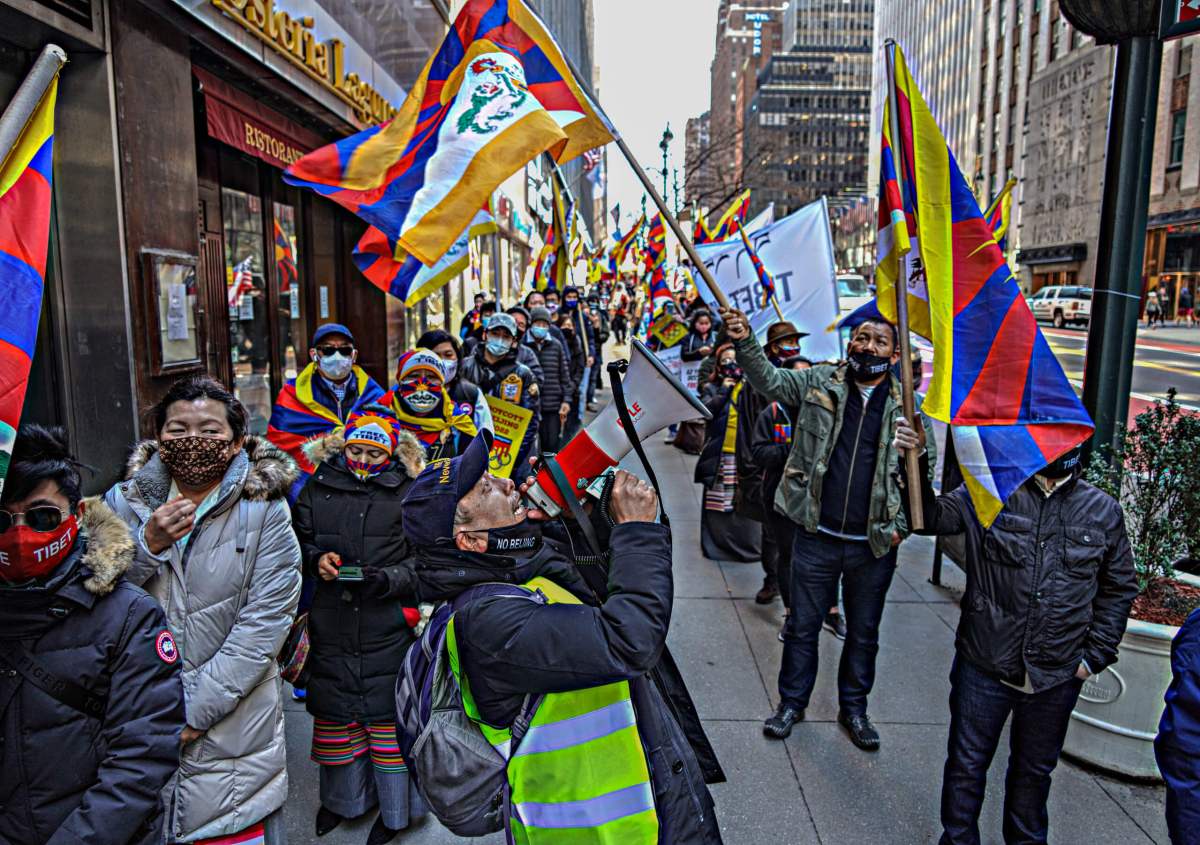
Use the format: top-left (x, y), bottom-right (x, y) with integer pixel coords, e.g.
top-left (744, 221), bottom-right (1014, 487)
top-left (593, 0), bottom-right (719, 236)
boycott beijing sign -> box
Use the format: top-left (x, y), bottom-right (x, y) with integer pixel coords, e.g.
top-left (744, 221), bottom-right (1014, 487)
top-left (693, 198), bottom-right (841, 362)
top-left (484, 396), bottom-right (533, 479)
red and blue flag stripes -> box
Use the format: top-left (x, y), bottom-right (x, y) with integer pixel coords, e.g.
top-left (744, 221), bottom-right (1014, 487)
top-left (735, 220), bottom-right (775, 308)
top-left (273, 219), bottom-right (297, 293)
top-left (0, 74), bottom-right (57, 490)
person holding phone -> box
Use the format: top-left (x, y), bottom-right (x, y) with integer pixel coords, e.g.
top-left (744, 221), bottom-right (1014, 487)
top-left (292, 409), bottom-right (428, 844)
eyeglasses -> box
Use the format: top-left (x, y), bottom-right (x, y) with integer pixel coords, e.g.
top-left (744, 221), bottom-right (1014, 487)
top-left (0, 506), bottom-right (69, 534)
top-left (316, 344), bottom-right (354, 357)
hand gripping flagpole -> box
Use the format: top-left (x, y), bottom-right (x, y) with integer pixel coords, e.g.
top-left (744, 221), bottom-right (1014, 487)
top-left (883, 40), bottom-right (924, 529)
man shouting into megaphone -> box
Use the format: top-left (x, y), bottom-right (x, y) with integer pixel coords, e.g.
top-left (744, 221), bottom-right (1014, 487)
top-left (395, 431), bottom-right (725, 844)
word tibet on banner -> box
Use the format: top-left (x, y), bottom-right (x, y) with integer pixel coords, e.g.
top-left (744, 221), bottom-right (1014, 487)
top-left (693, 199), bottom-right (841, 361)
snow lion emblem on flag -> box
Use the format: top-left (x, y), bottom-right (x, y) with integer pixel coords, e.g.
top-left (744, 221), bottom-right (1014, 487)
top-left (457, 55), bottom-right (531, 135)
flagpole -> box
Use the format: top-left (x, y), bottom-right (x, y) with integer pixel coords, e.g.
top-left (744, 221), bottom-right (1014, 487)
top-left (0, 45), bottom-right (66, 172)
top-left (769, 295), bottom-right (785, 322)
top-left (883, 38), bottom-right (925, 529)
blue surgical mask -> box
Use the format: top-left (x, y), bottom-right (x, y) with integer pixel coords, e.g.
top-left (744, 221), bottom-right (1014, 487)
top-left (486, 338), bottom-right (511, 357)
top-left (440, 357), bottom-right (458, 382)
top-left (316, 352), bottom-right (353, 382)
top-left (530, 325), bottom-right (549, 341)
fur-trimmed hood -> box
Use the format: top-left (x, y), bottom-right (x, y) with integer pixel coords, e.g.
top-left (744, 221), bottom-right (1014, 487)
top-left (78, 496), bottom-right (136, 597)
top-left (302, 428), bottom-right (426, 479)
top-left (124, 435), bottom-right (298, 509)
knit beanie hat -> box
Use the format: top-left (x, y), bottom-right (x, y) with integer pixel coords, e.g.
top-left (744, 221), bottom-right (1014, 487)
top-left (343, 411), bottom-right (399, 456)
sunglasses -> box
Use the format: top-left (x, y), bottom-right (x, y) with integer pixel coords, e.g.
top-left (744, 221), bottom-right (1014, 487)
top-left (316, 344), bottom-right (354, 357)
top-left (0, 506), bottom-right (69, 534)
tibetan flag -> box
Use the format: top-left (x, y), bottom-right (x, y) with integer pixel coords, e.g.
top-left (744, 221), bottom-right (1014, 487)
top-left (355, 203), bottom-right (497, 306)
top-left (0, 73), bottom-right (58, 492)
top-left (735, 220), bottom-right (776, 308)
top-left (273, 219), bottom-right (298, 293)
top-left (984, 178), bottom-right (1016, 252)
top-left (877, 43), bottom-right (1092, 527)
top-left (692, 206), bottom-right (712, 245)
top-left (284, 0), bottom-right (614, 270)
top-left (612, 213), bottom-right (644, 268)
top-left (643, 214), bottom-right (665, 273)
top-left (708, 190), bottom-right (750, 241)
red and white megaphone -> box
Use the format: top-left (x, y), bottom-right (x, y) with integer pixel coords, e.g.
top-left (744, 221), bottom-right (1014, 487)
top-left (524, 338), bottom-right (711, 517)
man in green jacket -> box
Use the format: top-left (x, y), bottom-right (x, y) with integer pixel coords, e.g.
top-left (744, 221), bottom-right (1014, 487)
top-left (722, 307), bottom-right (936, 750)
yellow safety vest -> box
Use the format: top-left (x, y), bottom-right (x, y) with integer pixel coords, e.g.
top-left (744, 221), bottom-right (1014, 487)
top-left (446, 577), bottom-right (660, 844)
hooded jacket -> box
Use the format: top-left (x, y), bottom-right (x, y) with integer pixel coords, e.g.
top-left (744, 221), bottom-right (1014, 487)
top-left (0, 500), bottom-right (184, 845)
top-left (406, 524), bottom-right (725, 845)
top-left (104, 437), bottom-right (302, 842)
top-left (293, 430), bottom-right (425, 723)
top-left (461, 345), bottom-right (541, 472)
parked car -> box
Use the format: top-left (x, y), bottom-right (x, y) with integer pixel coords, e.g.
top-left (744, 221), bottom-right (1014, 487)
top-left (1028, 285), bottom-right (1092, 328)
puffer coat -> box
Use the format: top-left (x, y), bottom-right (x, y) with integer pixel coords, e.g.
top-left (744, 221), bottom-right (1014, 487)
top-left (0, 500), bottom-right (184, 845)
top-left (293, 430), bottom-right (425, 723)
top-left (104, 437), bottom-right (302, 842)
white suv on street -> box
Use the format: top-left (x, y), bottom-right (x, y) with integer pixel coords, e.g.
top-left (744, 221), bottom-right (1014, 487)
top-left (1028, 285), bottom-right (1092, 328)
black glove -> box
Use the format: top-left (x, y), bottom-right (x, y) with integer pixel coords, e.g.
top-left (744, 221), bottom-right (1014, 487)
top-left (359, 566), bottom-right (391, 601)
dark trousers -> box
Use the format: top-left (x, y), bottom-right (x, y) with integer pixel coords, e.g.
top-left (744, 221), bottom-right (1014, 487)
top-left (538, 412), bottom-right (562, 455)
top-left (779, 529), bottom-right (896, 715)
top-left (761, 510), bottom-right (796, 608)
top-left (939, 656), bottom-right (1084, 845)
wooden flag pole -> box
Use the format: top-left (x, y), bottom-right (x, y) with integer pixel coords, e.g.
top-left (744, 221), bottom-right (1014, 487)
top-left (769, 295), bottom-right (785, 322)
top-left (883, 39), bottom-right (925, 529)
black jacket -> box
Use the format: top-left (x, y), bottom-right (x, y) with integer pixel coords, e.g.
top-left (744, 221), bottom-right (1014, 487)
top-left (0, 501), bottom-right (184, 845)
top-left (293, 434), bottom-right (426, 722)
top-left (409, 523), bottom-right (724, 845)
top-left (695, 381), bottom-right (737, 485)
top-left (750, 400), bottom-right (796, 512)
top-left (905, 459), bottom-right (1138, 691)
top-left (462, 346), bottom-right (541, 471)
top-left (464, 336), bottom-right (545, 385)
top-left (522, 334), bottom-right (574, 411)
top-left (681, 329), bottom-right (716, 363)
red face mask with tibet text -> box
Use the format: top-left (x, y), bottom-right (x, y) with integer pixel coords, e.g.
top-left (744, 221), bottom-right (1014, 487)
top-left (0, 515), bottom-right (79, 583)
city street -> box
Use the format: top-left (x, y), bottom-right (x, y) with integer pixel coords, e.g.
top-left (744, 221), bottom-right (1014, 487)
top-left (279, 378), bottom-right (1170, 845)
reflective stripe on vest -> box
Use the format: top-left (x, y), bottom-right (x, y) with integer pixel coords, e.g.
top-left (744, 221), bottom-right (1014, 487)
top-left (446, 577), bottom-right (660, 844)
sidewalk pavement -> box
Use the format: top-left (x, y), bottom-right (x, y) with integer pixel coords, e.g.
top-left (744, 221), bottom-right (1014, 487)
top-left (279, 381), bottom-right (1168, 845)
top-left (1136, 322), bottom-right (1200, 347)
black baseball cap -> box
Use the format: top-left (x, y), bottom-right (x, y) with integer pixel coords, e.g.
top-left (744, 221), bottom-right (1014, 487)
top-left (401, 430), bottom-right (493, 548)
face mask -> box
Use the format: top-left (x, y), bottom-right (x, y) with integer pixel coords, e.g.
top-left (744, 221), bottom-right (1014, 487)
top-left (481, 315), bottom-right (493, 329)
top-left (1041, 447), bottom-right (1083, 480)
top-left (316, 352), bottom-right (353, 382)
top-left (345, 455), bottom-right (388, 481)
top-left (530, 325), bottom-right (549, 341)
top-left (484, 518), bottom-right (544, 557)
top-left (440, 357), bottom-right (458, 383)
top-left (720, 362), bottom-right (743, 380)
top-left (486, 338), bottom-right (511, 358)
top-left (776, 343), bottom-right (801, 357)
top-left (158, 436), bottom-right (234, 488)
top-left (564, 299), bottom-right (578, 310)
top-left (399, 375), bottom-right (444, 415)
top-left (0, 514), bottom-right (78, 583)
top-left (847, 349), bottom-right (892, 383)
top-left (545, 302), bottom-right (559, 314)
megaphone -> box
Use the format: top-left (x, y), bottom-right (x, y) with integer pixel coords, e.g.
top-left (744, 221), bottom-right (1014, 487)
top-left (524, 338), bottom-right (711, 517)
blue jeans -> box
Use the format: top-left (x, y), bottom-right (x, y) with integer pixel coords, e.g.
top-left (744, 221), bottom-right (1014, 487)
top-left (778, 530), bottom-right (896, 715)
top-left (940, 656), bottom-right (1084, 845)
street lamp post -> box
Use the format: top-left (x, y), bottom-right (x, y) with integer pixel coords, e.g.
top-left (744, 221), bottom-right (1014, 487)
top-left (1059, 0), bottom-right (1163, 461)
top-left (658, 124), bottom-right (674, 207)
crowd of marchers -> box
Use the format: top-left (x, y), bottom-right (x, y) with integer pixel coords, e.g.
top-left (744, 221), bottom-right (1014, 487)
top-left (1, 280), bottom-right (1198, 845)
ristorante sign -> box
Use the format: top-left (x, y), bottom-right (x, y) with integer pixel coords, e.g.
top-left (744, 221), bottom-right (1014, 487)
top-left (208, 0), bottom-right (398, 126)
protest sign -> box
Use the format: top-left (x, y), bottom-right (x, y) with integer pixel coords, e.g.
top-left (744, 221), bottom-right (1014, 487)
top-left (649, 312), bottom-right (688, 348)
top-left (484, 396), bottom-right (534, 478)
top-left (693, 198), bottom-right (841, 361)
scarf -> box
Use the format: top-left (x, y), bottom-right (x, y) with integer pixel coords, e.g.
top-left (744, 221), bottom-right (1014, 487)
top-left (722, 381), bottom-right (743, 455)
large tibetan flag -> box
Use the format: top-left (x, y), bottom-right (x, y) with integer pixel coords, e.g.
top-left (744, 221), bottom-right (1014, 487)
top-left (284, 0), bottom-right (613, 270)
top-left (877, 43), bottom-right (1092, 527)
top-left (735, 220), bottom-right (776, 308)
top-left (0, 73), bottom-right (57, 492)
top-left (356, 203), bottom-right (497, 305)
top-left (708, 189), bottom-right (750, 241)
top-left (984, 178), bottom-right (1016, 252)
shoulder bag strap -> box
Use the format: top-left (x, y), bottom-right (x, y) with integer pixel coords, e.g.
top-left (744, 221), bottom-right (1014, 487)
top-left (543, 455), bottom-right (604, 559)
top-left (0, 640), bottom-right (107, 720)
top-left (606, 361), bottom-right (670, 527)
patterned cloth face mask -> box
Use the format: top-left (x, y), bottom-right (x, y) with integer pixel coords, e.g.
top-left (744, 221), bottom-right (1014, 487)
top-left (399, 373), bottom-right (444, 415)
top-left (345, 455), bottom-right (388, 481)
top-left (158, 436), bottom-right (234, 488)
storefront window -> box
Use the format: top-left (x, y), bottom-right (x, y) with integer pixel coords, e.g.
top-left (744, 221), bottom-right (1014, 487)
top-left (273, 199), bottom-right (304, 380)
top-left (222, 186), bottom-right (272, 434)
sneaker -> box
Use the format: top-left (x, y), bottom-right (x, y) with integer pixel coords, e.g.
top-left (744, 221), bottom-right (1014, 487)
top-left (755, 579), bottom-right (780, 605)
top-left (824, 611), bottom-right (847, 640)
top-left (763, 702), bottom-right (805, 739)
top-left (838, 711), bottom-right (881, 751)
